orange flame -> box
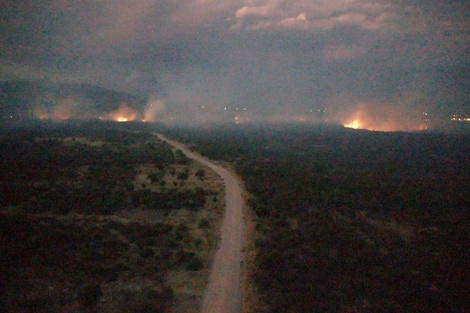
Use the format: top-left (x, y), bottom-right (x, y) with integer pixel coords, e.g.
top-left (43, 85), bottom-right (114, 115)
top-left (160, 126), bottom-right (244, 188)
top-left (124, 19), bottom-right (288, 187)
top-left (104, 104), bottom-right (138, 122)
top-left (344, 119), bottom-right (361, 129)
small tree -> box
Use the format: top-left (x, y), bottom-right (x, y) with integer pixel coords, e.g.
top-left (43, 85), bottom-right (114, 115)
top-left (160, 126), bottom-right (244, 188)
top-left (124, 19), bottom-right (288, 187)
top-left (198, 218), bottom-right (210, 229)
top-left (177, 172), bottom-right (189, 180)
top-left (175, 150), bottom-right (190, 164)
top-left (148, 173), bottom-right (159, 183)
top-left (195, 169), bottom-right (205, 180)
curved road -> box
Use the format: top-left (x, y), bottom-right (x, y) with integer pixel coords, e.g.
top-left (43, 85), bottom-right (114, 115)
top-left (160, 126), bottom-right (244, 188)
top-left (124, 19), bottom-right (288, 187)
top-left (158, 134), bottom-right (245, 313)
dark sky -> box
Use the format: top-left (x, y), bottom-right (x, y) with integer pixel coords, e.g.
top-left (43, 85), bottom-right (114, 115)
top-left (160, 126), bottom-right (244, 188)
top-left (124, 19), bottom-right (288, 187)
top-left (1, 0), bottom-right (468, 129)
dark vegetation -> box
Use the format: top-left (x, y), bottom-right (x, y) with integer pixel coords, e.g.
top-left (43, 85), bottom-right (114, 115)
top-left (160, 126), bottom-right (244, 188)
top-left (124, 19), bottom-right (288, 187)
top-left (166, 123), bottom-right (470, 313)
top-left (0, 121), bottom-right (210, 214)
top-left (0, 121), bottom-right (210, 312)
top-left (0, 214), bottom-right (188, 312)
top-left (133, 187), bottom-right (207, 211)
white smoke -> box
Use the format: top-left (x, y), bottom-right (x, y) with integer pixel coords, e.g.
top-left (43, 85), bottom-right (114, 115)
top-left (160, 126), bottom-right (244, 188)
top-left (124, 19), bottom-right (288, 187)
top-left (144, 98), bottom-right (165, 122)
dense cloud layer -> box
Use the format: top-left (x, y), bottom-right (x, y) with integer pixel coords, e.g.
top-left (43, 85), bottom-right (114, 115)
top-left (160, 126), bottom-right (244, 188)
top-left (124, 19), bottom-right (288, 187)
top-left (1, 0), bottom-right (468, 129)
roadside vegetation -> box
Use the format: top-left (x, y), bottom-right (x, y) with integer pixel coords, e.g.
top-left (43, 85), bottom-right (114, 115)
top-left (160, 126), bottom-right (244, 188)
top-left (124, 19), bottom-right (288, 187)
top-left (0, 121), bottom-right (224, 313)
top-left (166, 123), bottom-right (469, 313)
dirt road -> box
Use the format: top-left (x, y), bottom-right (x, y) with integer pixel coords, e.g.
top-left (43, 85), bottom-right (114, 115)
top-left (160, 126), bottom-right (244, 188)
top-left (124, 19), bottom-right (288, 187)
top-left (158, 134), bottom-right (245, 313)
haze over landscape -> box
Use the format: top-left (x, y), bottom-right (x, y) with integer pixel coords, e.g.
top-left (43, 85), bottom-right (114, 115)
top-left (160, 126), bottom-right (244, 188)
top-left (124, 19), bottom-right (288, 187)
top-left (1, 2), bottom-right (469, 312)
top-left (1, 0), bottom-right (468, 130)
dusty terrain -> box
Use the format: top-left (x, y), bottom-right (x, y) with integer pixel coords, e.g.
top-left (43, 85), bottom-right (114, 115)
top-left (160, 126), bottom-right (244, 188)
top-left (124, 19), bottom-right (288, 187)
top-left (158, 135), bottom-right (246, 313)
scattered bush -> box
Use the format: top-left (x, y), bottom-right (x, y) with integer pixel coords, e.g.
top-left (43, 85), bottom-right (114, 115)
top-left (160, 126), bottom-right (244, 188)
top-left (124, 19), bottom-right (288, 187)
top-left (186, 255), bottom-right (204, 271)
top-left (177, 171), bottom-right (189, 180)
top-left (166, 124), bottom-right (470, 312)
top-left (195, 169), bottom-right (205, 180)
top-left (140, 247), bottom-right (155, 258)
top-left (118, 286), bottom-right (173, 313)
top-left (198, 219), bottom-right (210, 229)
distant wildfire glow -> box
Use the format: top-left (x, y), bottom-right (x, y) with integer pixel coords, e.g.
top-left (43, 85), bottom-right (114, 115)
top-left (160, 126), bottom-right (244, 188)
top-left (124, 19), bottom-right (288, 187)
top-left (340, 102), bottom-right (426, 132)
top-left (36, 110), bottom-right (71, 121)
top-left (103, 103), bottom-right (138, 122)
top-left (344, 119), bottom-right (361, 129)
top-left (32, 98), bottom-right (165, 123)
top-left (34, 96), bottom-right (85, 121)
top-left (29, 94), bottom-right (435, 130)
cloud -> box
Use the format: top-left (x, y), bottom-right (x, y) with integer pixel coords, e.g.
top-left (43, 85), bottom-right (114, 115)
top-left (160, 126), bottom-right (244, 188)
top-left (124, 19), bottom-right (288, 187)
top-left (167, 0), bottom-right (238, 35)
top-left (0, 0), bottom-right (468, 125)
top-left (231, 0), bottom-right (395, 31)
top-left (92, 0), bottom-right (157, 43)
top-left (278, 13), bottom-right (310, 29)
top-left (322, 45), bottom-right (366, 61)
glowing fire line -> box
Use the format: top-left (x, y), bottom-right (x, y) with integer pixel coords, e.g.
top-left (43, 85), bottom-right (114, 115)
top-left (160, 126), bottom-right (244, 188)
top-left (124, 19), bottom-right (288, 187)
top-left (344, 120), bottom-right (361, 129)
